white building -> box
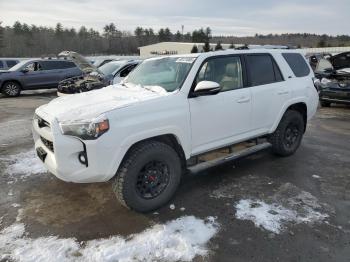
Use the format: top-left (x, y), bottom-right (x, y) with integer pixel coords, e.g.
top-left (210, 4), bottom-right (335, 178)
top-left (139, 42), bottom-right (232, 58)
top-left (138, 42), bottom-right (350, 58)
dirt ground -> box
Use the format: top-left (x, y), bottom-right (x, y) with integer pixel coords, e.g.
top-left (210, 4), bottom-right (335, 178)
top-left (0, 90), bottom-right (349, 261)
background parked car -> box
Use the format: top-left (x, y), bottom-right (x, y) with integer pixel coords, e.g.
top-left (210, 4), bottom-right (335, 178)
top-left (314, 55), bottom-right (350, 107)
top-left (0, 59), bottom-right (20, 70)
top-left (92, 58), bottom-right (117, 68)
top-left (98, 60), bottom-right (141, 84)
top-left (0, 59), bottom-right (82, 97)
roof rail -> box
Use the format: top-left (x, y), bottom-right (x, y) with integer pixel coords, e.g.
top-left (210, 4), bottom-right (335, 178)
top-left (40, 54), bottom-right (68, 60)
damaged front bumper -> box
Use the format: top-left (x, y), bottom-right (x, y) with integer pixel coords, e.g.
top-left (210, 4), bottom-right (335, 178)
top-left (32, 110), bottom-right (118, 183)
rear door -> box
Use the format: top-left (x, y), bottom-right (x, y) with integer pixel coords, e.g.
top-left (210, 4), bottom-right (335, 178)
top-left (246, 53), bottom-right (290, 133)
top-left (39, 61), bottom-right (66, 88)
top-left (189, 55), bottom-right (252, 154)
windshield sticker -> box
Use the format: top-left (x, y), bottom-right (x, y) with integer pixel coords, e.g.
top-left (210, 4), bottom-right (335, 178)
top-left (176, 57), bottom-right (196, 64)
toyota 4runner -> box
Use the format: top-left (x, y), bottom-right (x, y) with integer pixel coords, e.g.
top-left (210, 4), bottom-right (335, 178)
top-left (33, 50), bottom-right (318, 212)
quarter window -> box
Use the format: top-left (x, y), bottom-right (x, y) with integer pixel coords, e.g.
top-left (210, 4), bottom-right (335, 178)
top-left (5, 60), bottom-right (18, 68)
top-left (282, 53), bottom-right (310, 77)
top-left (196, 56), bottom-right (243, 92)
top-left (246, 54), bottom-right (283, 86)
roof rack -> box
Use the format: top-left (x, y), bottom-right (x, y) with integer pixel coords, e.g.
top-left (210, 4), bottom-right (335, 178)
top-left (40, 54), bottom-right (68, 60)
top-left (235, 45), bottom-right (293, 50)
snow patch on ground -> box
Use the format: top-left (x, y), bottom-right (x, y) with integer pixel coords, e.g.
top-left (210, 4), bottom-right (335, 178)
top-left (1, 149), bottom-right (46, 178)
top-left (235, 200), bottom-right (297, 234)
top-left (234, 183), bottom-right (329, 234)
top-left (0, 216), bottom-right (219, 262)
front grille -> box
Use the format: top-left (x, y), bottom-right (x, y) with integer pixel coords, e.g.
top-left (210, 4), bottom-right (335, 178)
top-left (40, 136), bottom-right (54, 152)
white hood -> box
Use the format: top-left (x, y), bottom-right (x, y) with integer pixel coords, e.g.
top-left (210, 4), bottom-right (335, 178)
top-left (38, 84), bottom-right (169, 122)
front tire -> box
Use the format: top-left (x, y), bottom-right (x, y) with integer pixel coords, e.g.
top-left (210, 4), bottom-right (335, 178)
top-left (1, 81), bottom-right (21, 97)
top-left (112, 141), bottom-right (182, 212)
top-left (269, 110), bottom-right (304, 157)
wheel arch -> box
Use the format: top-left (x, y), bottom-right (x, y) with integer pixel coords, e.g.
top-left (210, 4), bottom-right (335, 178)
top-left (270, 100), bottom-right (308, 133)
top-left (107, 133), bottom-right (188, 181)
top-left (1, 80), bottom-right (23, 91)
top-left (124, 134), bottom-right (187, 169)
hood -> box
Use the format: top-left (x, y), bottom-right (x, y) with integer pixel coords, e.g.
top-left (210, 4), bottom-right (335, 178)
top-left (330, 52), bottom-right (350, 70)
top-left (38, 84), bottom-right (169, 122)
top-left (58, 51), bottom-right (100, 74)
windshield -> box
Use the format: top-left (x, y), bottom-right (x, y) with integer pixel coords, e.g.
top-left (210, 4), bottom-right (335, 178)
top-left (99, 61), bottom-right (126, 76)
top-left (9, 60), bottom-right (29, 71)
top-left (125, 56), bottom-right (196, 92)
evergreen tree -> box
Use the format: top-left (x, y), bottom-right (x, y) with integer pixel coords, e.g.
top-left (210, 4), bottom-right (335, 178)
top-left (203, 41), bottom-right (211, 52)
top-left (0, 22), bottom-right (4, 49)
top-left (215, 42), bottom-right (223, 51)
top-left (191, 45), bottom-right (198, 53)
top-left (229, 42), bottom-right (235, 49)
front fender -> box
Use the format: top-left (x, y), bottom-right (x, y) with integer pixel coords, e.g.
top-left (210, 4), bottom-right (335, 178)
top-left (103, 127), bottom-right (190, 181)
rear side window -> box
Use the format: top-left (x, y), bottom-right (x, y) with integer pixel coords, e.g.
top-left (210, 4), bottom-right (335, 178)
top-left (5, 60), bottom-right (18, 68)
top-left (41, 61), bottom-right (76, 70)
top-left (61, 61), bottom-right (76, 69)
top-left (246, 54), bottom-right (283, 86)
top-left (282, 53), bottom-right (310, 77)
top-left (0, 61), bottom-right (3, 69)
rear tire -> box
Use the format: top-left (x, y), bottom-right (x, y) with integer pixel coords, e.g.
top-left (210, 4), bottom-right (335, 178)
top-left (269, 110), bottom-right (304, 157)
top-left (112, 141), bottom-right (182, 212)
top-left (320, 101), bottom-right (331, 107)
top-left (1, 81), bottom-right (21, 97)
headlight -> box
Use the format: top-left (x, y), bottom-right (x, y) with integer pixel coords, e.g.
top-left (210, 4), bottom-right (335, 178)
top-left (320, 78), bottom-right (332, 86)
top-left (59, 115), bottom-right (109, 140)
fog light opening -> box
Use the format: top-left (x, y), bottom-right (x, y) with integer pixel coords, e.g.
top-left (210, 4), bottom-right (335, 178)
top-left (78, 151), bottom-right (88, 167)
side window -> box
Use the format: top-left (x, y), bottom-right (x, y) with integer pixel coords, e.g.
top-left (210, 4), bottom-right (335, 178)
top-left (0, 61), bottom-right (4, 69)
top-left (5, 60), bottom-right (18, 68)
top-left (195, 56), bottom-right (243, 92)
top-left (62, 61), bottom-right (76, 69)
top-left (282, 53), bottom-right (310, 77)
top-left (120, 64), bottom-right (137, 77)
top-left (40, 61), bottom-right (58, 70)
top-left (246, 54), bottom-right (283, 86)
top-left (25, 62), bottom-right (42, 72)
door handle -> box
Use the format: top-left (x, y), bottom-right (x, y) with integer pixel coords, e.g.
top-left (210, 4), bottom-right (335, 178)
top-left (277, 90), bottom-right (289, 95)
top-left (237, 97), bottom-right (250, 103)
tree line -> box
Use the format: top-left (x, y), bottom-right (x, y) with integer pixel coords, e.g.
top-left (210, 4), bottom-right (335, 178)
top-left (0, 21), bottom-right (349, 57)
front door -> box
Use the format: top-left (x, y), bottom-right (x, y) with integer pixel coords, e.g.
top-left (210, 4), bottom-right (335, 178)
top-left (189, 55), bottom-right (252, 155)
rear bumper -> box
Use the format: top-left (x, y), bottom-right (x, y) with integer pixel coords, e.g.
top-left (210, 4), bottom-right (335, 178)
top-left (320, 97), bottom-right (350, 105)
top-left (319, 90), bottom-right (350, 105)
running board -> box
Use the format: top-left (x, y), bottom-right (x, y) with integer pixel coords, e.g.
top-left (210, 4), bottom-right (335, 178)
top-left (188, 142), bottom-right (271, 174)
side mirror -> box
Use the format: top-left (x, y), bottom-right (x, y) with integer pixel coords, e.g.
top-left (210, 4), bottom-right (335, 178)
top-left (193, 81), bottom-right (221, 97)
top-left (21, 68), bottom-right (29, 73)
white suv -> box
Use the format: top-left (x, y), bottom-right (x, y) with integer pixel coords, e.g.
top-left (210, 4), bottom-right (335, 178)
top-left (33, 50), bottom-right (318, 212)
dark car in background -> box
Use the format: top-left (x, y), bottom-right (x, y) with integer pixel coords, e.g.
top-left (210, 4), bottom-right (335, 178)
top-left (314, 53), bottom-right (350, 107)
top-left (0, 59), bottom-right (20, 70)
top-left (0, 59), bottom-right (82, 97)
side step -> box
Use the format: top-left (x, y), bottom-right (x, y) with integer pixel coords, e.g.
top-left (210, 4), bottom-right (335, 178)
top-left (187, 142), bottom-right (271, 174)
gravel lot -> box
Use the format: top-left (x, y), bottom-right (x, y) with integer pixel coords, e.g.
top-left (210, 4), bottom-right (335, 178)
top-left (0, 90), bottom-right (349, 261)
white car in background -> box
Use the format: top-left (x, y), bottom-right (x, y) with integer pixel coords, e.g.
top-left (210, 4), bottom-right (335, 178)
top-left (33, 49), bottom-right (318, 212)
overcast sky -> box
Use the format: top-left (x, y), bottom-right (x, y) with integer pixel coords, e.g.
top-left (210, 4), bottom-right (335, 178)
top-left (1, 0), bottom-right (349, 36)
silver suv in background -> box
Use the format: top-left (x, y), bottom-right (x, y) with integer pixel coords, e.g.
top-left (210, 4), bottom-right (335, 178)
top-left (0, 59), bottom-right (20, 70)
